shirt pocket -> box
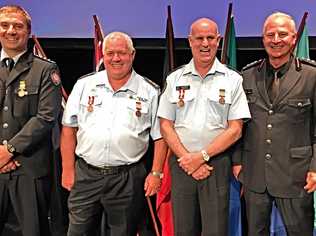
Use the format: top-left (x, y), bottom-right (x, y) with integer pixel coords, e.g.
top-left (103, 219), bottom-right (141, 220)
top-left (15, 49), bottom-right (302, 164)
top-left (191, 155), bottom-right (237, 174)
top-left (78, 95), bottom-right (103, 125)
top-left (206, 90), bottom-right (231, 127)
top-left (13, 85), bottom-right (39, 117)
top-left (168, 89), bottom-right (196, 124)
top-left (124, 98), bottom-right (151, 132)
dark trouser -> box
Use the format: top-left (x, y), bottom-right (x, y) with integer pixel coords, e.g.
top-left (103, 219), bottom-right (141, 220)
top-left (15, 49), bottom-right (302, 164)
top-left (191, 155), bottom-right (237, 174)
top-left (170, 156), bottom-right (230, 236)
top-left (244, 188), bottom-right (314, 236)
top-left (0, 175), bottom-right (51, 236)
top-left (67, 158), bottom-right (146, 236)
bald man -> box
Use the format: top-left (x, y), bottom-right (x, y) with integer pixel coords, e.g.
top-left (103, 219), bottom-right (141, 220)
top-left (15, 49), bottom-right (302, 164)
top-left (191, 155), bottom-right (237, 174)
top-left (157, 18), bottom-right (250, 235)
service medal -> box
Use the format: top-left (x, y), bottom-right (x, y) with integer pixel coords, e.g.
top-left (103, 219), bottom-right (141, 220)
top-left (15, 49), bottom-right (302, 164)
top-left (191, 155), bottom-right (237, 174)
top-left (135, 99), bottom-right (142, 117)
top-left (219, 89), bottom-right (225, 104)
top-left (177, 99), bottom-right (184, 107)
top-left (87, 96), bottom-right (94, 112)
top-left (17, 80), bottom-right (27, 97)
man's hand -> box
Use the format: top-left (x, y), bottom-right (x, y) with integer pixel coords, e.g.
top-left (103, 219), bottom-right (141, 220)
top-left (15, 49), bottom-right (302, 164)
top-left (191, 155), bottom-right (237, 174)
top-left (62, 166), bottom-right (75, 191)
top-left (178, 152), bottom-right (204, 175)
top-left (0, 145), bottom-right (13, 168)
top-left (0, 160), bottom-right (21, 174)
top-left (144, 173), bottom-right (162, 197)
top-left (232, 165), bottom-right (242, 180)
top-left (304, 171), bottom-right (316, 193)
top-left (191, 164), bottom-right (213, 180)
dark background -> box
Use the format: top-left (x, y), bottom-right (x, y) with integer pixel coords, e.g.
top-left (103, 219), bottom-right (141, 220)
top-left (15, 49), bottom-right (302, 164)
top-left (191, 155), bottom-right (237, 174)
top-left (29, 37), bottom-right (316, 93)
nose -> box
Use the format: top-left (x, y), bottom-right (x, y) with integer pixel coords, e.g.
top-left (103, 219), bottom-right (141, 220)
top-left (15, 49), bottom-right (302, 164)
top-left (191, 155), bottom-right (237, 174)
top-left (202, 37), bottom-right (209, 46)
top-left (272, 33), bottom-right (281, 43)
top-left (7, 24), bottom-right (16, 34)
top-left (112, 53), bottom-right (121, 61)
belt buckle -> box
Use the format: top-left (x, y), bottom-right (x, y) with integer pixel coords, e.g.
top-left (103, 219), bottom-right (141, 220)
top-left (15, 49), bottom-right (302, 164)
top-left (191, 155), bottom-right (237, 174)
top-left (100, 166), bottom-right (118, 175)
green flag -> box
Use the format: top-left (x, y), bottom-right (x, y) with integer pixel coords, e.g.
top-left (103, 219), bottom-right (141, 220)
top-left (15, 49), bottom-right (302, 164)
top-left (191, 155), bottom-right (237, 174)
top-left (295, 25), bottom-right (310, 59)
top-left (226, 16), bottom-right (237, 69)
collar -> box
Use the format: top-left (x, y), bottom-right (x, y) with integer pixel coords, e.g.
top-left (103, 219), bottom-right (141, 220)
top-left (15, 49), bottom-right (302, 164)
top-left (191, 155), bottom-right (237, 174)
top-left (266, 55), bottom-right (293, 79)
top-left (183, 57), bottom-right (226, 76)
top-left (99, 69), bottom-right (138, 94)
top-left (1, 49), bottom-right (27, 64)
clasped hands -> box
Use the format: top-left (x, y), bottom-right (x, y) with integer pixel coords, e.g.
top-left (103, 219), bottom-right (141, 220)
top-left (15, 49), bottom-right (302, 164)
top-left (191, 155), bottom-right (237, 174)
top-left (0, 145), bottom-right (20, 174)
top-left (178, 152), bottom-right (213, 180)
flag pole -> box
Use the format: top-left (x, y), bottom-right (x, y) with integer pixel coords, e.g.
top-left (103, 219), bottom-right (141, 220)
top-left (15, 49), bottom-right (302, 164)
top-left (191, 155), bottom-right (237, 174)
top-left (221, 3), bottom-right (233, 64)
top-left (292, 12), bottom-right (308, 52)
top-left (32, 35), bottom-right (69, 101)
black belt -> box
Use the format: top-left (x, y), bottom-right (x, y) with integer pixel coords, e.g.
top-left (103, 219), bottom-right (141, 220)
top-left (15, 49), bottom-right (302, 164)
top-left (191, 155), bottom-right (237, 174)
top-left (79, 158), bottom-right (136, 175)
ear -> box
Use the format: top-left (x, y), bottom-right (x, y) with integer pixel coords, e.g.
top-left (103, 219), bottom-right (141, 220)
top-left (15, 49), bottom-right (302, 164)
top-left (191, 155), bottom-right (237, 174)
top-left (188, 35), bottom-right (193, 48)
top-left (217, 34), bottom-right (221, 47)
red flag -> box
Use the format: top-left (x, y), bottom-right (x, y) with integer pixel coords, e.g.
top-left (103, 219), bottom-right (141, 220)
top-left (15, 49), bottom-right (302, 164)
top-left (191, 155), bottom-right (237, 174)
top-left (93, 15), bottom-right (105, 71)
top-left (156, 5), bottom-right (175, 236)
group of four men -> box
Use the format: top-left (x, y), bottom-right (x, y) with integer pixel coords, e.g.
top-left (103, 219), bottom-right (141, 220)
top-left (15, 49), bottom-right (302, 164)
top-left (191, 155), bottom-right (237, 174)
top-left (0, 4), bottom-right (316, 236)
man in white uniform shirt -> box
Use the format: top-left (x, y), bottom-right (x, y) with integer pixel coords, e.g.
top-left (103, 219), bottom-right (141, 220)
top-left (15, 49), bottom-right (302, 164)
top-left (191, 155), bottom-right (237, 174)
top-left (61, 31), bottom-right (167, 236)
top-left (158, 18), bottom-right (251, 236)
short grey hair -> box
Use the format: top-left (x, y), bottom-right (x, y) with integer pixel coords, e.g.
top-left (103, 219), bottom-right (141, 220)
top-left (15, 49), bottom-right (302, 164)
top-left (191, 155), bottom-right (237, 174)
top-left (263, 12), bottom-right (296, 35)
top-left (103, 31), bottom-right (135, 53)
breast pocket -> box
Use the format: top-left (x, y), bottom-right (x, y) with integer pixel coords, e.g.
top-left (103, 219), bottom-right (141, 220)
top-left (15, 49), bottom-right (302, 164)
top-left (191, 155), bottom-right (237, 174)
top-left (124, 99), bottom-right (151, 132)
top-left (206, 92), bottom-right (231, 127)
top-left (286, 98), bottom-right (311, 122)
top-left (78, 96), bottom-right (102, 126)
top-left (13, 86), bottom-right (39, 117)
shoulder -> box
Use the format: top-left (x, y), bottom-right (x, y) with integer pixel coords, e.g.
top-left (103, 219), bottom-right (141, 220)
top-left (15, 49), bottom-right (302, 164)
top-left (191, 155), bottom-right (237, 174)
top-left (77, 71), bottom-right (98, 81)
top-left (139, 75), bottom-right (160, 91)
top-left (166, 65), bottom-right (186, 77)
top-left (32, 54), bottom-right (57, 68)
top-left (242, 59), bottom-right (265, 72)
top-left (297, 58), bottom-right (316, 70)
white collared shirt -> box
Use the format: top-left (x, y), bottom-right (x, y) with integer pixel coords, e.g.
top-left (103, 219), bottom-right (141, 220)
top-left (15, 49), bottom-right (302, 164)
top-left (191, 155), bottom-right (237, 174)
top-left (158, 58), bottom-right (251, 152)
top-left (62, 70), bottom-right (161, 166)
top-left (0, 49), bottom-right (27, 65)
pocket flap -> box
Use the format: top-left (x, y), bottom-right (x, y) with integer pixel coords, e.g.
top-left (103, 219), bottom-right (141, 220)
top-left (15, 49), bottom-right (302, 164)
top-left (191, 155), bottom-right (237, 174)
top-left (287, 98), bottom-right (311, 108)
top-left (290, 146), bottom-right (312, 158)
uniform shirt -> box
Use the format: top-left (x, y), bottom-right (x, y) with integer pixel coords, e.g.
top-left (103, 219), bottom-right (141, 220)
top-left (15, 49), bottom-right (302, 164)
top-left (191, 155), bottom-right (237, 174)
top-left (1, 50), bottom-right (26, 66)
top-left (62, 70), bottom-right (161, 167)
top-left (158, 58), bottom-right (251, 152)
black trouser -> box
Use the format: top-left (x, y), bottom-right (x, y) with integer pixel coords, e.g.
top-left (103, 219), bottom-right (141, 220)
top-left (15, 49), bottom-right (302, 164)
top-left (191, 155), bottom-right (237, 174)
top-left (0, 175), bottom-right (51, 236)
top-left (170, 156), bottom-right (230, 236)
top-left (67, 158), bottom-right (146, 236)
top-left (244, 188), bottom-right (314, 236)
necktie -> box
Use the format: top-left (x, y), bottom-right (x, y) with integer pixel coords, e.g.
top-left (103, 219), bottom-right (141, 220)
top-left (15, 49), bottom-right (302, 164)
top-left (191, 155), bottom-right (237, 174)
top-left (3, 58), bottom-right (14, 72)
top-left (270, 71), bottom-right (280, 102)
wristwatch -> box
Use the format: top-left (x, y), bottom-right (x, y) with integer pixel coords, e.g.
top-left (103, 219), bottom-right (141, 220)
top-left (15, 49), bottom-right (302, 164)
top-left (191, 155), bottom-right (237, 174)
top-left (151, 171), bottom-right (163, 179)
top-left (201, 150), bottom-right (210, 162)
top-left (6, 143), bottom-right (16, 155)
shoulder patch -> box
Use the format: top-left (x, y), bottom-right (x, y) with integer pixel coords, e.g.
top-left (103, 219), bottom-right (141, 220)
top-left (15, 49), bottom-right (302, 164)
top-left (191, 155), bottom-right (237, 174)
top-left (242, 59), bottom-right (265, 72)
top-left (50, 70), bottom-right (61, 86)
top-left (77, 71), bottom-right (97, 81)
top-left (142, 76), bottom-right (160, 90)
top-left (298, 58), bottom-right (316, 67)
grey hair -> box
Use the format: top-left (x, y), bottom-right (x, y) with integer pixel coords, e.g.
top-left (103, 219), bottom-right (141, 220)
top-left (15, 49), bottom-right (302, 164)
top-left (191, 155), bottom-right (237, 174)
top-left (102, 31), bottom-right (135, 53)
top-left (263, 12), bottom-right (296, 34)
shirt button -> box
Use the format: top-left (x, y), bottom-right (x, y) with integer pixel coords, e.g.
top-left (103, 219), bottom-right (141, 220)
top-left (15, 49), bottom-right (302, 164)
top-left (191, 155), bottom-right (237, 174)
top-left (265, 153), bottom-right (271, 160)
top-left (267, 124), bottom-right (272, 129)
top-left (2, 140), bottom-right (7, 145)
top-left (268, 110), bottom-right (274, 115)
top-left (3, 123), bottom-right (8, 129)
top-left (266, 139), bottom-right (272, 144)
top-left (3, 106), bottom-right (8, 111)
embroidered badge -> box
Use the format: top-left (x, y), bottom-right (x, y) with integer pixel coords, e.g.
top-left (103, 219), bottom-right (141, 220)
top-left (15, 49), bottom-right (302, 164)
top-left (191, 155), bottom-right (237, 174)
top-left (50, 70), bottom-right (61, 86)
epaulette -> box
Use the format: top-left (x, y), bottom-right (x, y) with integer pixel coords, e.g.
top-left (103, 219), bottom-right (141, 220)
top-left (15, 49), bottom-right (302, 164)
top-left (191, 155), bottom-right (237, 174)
top-left (242, 59), bottom-right (265, 72)
top-left (225, 64), bottom-right (242, 75)
top-left (297, 57), bottom-right (316, 69)
top-left (164, 65), bottom-right (185, 78)
top-left (33, 55), bottom-right (56, 64)
top-left (142, 76), bottom-right (160, 90)
top-left (77, 71), bottom-right (97, 80)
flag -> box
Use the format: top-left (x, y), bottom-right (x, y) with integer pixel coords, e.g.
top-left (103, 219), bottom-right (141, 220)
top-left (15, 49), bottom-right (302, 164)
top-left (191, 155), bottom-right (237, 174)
top-left (93, 15), bottom-right (105, 71)
top-left (220, 10), bottom-right (243, 236)
top-left (156, 5), bottom-right (175, 236)
top-left (295, 25), bottom-right (310, 59)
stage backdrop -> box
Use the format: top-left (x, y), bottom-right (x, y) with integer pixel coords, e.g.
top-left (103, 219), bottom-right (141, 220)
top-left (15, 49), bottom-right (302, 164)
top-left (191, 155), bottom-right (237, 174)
top-left (1, 0), bottom-right (316, 38)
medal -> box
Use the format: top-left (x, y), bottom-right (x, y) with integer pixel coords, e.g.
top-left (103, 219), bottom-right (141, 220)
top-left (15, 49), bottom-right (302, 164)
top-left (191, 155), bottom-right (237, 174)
top-left (17, 80), bottom-right (27, 97)
top-left (219, 89), bottom-right (225, 104)
top-left (177, 89), bottom-right (185, 107)
top-left (87, 96), bottom-right (94, 112)
top-left (135, 98), bottom-right (142, 117)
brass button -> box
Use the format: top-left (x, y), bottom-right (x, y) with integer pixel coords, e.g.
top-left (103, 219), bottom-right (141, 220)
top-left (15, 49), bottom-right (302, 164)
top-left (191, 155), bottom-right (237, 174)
top-left (297, 102), bottom-right (303, 107)
top-left (3, 123), bottom-right (8, 129)
top-left (266, 139), bottom-right (272, 144)
top-left (268, 110), bottom-right (274, 115)
top-left (3, 106), bottom-right (8, 111)
top-left (2, 140), bottom-right (7, 145)
top-left (265, 153), bottom-right (272, 160)
top-left (267, 124), bottom-right (272, 129)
